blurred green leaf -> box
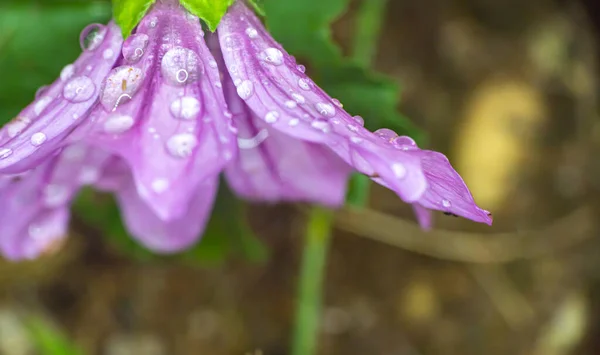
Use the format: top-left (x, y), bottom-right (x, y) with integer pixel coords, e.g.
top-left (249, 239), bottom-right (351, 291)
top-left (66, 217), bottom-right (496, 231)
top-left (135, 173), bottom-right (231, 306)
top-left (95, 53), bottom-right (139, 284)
top-left (112, 0), bottom-right (156, 38)
top-left (180, 0), bottom-right (234, 32)
top-left (24, 315), bottom-right (83, 355)
top-left (0, 1), bottom-right (112, 125)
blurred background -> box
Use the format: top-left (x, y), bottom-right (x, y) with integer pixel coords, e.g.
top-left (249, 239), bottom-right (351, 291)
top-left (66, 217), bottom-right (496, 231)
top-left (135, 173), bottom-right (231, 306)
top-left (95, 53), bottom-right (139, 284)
top-left (1, 0), bottom-right (600, 354)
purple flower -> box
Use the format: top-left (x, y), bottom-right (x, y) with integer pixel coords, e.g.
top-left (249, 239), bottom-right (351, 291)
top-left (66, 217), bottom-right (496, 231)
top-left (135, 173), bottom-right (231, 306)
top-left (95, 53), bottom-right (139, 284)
top-left (0, 1), bottom-right (490, 260)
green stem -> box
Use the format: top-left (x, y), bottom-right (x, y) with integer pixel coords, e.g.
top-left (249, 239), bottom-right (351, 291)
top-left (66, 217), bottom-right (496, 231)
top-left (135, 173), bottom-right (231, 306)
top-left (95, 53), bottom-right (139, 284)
top-left (352, 0), bottom-right (389, 67)
top-left (292, 207), bottom-right (334, 355)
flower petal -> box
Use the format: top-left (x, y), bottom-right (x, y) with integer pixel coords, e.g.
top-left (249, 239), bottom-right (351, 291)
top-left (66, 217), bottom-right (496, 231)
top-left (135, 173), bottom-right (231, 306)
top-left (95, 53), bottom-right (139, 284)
top-left (115, 176), bottom-right (218, 253)
top-left (217, 3), bottom-right (427, 203)
top-left (0, 22), bottom-right (123, 174)
top-left (81, 4), bottom-right (236, 220)
top-left (217, 50), bottom-right (351, 206)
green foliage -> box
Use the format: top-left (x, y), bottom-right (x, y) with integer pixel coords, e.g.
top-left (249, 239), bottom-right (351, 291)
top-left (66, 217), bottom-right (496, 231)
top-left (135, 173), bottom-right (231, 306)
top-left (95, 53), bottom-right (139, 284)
top-left (24, 315), bottom-right (83, 355)
top-left (113, 0), bottom-right (156, 38)
top-left (179, 0), bottom-right (234, 31)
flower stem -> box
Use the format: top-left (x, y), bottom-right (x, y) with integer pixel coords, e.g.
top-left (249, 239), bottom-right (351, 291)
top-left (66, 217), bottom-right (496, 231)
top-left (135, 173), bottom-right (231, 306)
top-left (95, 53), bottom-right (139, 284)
top-left (352, 0), bottom-right (389, 67)
top-left (292, 207), bottom-right (334, 355)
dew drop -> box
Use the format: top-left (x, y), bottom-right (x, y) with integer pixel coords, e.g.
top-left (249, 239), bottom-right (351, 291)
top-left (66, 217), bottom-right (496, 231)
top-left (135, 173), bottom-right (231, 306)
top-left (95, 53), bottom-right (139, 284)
top-left (246, 27), bottom-right (258, 38)
top-left (262, 48), bottom-right (284, 66)
top-left (79, 24), bottom-right (106, 51)
top-left (60, 64), bottom-right (76, 81)
top-left (289, 118), bottom-right (300, 126)
top-left (391, 163), bottom-right (406, 179)
top-left (35, 86), bottom-right (49, 100)
top-left (233, 78), bottom-right (242, 86)
top-left (63, 76), bottom-right (96, 103)
top-left (315, 102), bottom-right (336, 117)
top-left (166, 133), bottom-right (197, 158)
top-left (291, 93), bottom-right (305, 104)
top-left (103, 114), bottom-right (135, 134)
top-left (103, 48), bottom-right (114, 60)
top-left (311, 119), bottom-right (331, 133)
top-left (374, 128), bottom-right (397, 141)
top-left (208, 59), bottom-right (218, 69)
top-left (0, 148), bottom-right (12, 159)
top-left (265, 111), bottom-right (280, 123)
top-left (297, 64), bottom-right (306, 73)
top-left (151, 178), bottom-right (170, 193)
top-left (43, 184), bottom-right (69, 207)
top-left (122, 34), bottom-right (149, 63)
top-left (6, 117), bottom-right (31, 138)
top-left (236, 80), bottom-right (254, 100)
top-left (34, 97), bottom-right (52, 116)
top-left (332, 98), bottom-right (343, 108)
top-left (298, 78), bottom-right (311, 91)
top-left (170, 96), bottom-right (201, 120)
top-left (285, 100), bottom-right (297, 109)
top-left (392, 136), bottom-right (418, 149)
top-left (30, 132), bottom-right (47, 146)
top-left (442, 199), bottom-right (452, 208)
top-left (100, 66), bottom-right (144, 110)
top-left (161, 47), bottom-right (201, 86)
top-left (79, 167), bottom-right (100, 184)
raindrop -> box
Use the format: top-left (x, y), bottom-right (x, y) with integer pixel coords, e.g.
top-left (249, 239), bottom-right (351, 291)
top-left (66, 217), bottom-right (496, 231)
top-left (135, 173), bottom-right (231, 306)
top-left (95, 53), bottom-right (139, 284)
top-left (291, 93), bottom-right (305, 104)
top-left (170, 97), bottom-right (201, 120)
top-left (332, 98), bottom-right (343, 108)
top-left (100, 66), bottom-right (144, 110)
top-left (79, 167), bottom-right (99, 184)
top-left (236, 80), bottom-right (254, 100)
top-left (208, 59), bottom-right (218, 69)
top-left (297, 64), bottom-right (306, 73)
top-left (34, 97), bottom-right (52, 116)
top-left (166, 133), bottom-right (197, 158)
top-left (35, 86), bottom-right (49, 100)
top-left (298, 78), bottom-right (311, 91)
top-left (262, 48), bottom-right (284, 66)
top-left (63, 76), bottom-right (96, 103)
top-left (149, 17), bottom-right (158, 28)
top-left (0, 148), bottom-right (12, 159)
top-left (374, 128), bottom-right (397, 141)
top-left (285, 100), bottom-right (297, 108)
top-left (233, 78), bottom-right (242, 86)
top-left (442, 199), bottom-right (452, 208)
top-left (6, 117), bottom-right (31, 138)
top-left (43, 184), bottom-right (69, 207)
top-left (122, 34), bottom-right (149, 63)
top-left (289, 118), bottom-right (300, 126)
top-left (60, 64), bottom-right (76, 81)
top-left (214, 81), bottom-right (222, 88)
top-left (392, 136), bottom-right (417, 149)
top-left (352, 115), bottom-right (365, 126)
top-left (161, 47), bottom-right (201, 86)
top-left (103, 48), bottom-right (114, 60)
top-left (79, 24), bottom-right (106, 51)
top-left (391, 163), bottom-right (406, 178)
top-left (151, 178), bottom-right (170, 193)
top-left (246, 27), bottom-right (258, 38)
top-left (315, 102), bottom-right (336, 117)
top-left (103, 114), bottom-right (135, 134)
top-left (30, 132), bottom-right (47, 146)
top-left (311, 119), bottom-right (331, 133)
top-left (265, 111), bottom-right (280, 123)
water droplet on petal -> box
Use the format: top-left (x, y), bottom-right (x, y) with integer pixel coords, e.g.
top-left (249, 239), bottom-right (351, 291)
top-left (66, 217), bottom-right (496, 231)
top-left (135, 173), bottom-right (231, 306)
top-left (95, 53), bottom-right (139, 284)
top-left (315, 102), bottom-right (336, 117)
top-left (262, 48), bottom-right (284, 66)
top-left (350, 137), bottom-right (363, 144)
top-left (0, 148), bottom-right (12, 159)
top-left (63, 76), bottom-right (96, 103)
top-left (246, 27), bottom-right (258, 38)
top-left (151, 178), bottom-right (170, 193)
top-left (236, 80), bottom-right (254, 100)
top-left (291, 93), bottom-right (305, 104)
top-left (332, 98), bottom-right (343, 107)
top-left (391, 163), bottom-right (406, 178)
top-left (79, 166), bottom-right (100, 184)
top-left (103, 48), bottom-right (114, 60)
top-left (238, 129), bottom-right (269, 149)
top-left (30, 132), bottom-right (47, 146)
top-left (43, 184), bottom-right (69, 207)
top-left (166, 133), bottom-right (197, 158)
top-left (103, 113), bottom-right (135, 134)
top-left (352, 115), bottom-right (365, 126)
top-left (311, 119), bottom-right (331, 133)
top-left (442, 199), bottom-right (452, 208)
top-left (35, 86), bottom-right (49, 100)
top-left (289, 118), bottom-right (300, 126)
top-left (374, 128), bottom-right (397, 141)
top-left (297, 64), bottom-right (306, 73)
top-left (6, 117), bottom-right (31, 138)
top-left (298, 78), bottom-right (311, 91)
top-left (285, 100), bottom-right (297, 108)
top-left (208, 59), bottom-right (218, 69)
top-left (161, 47), bottom-right (201, 86)
top-left (170, 96), bottom-right (201, 120)
top-left (34, 97), bottom-right (52, 116)
top-left (265, 111), bottom-right (280, 123)
top-left (122, 33), bottom-right (149, 63)
top-left (392, 136), bottom-right (418, 149)
top-left (101, 66), bottom-right (144, 110)
top-left (60, 64), bottom-right (76, 81)
top-left (79, 24), bottom-right (106, 51)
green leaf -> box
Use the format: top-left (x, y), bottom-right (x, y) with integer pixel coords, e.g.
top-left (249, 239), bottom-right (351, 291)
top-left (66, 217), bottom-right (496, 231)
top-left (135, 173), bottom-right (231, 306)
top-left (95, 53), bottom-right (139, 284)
top-left (112, 0), bottom-right (156, 38)
top-left (247, 0), bottom-right (266, 16)
top-left (0, 1), bottom-right (111, 126)
top-left (24, 315), bottom-right (83, 355)
top-left (180, 0), bottom-right (234, 32)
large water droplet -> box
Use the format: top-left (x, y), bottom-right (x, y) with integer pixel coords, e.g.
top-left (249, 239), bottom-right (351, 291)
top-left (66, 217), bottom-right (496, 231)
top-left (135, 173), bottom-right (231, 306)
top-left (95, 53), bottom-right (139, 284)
top-left (298, 78), bottom-right (311, 91)
top-left (30, 132), bottom-right (47, 146)
top-left (103, 114), bottom-right (135, 134)
top-left (170, 97), bottom-right (201, 120)
top-left (391, 163), bottom-right (406, 179)
top-left (122, 34), bottom-right (149, 63)
top-left (265, 111), bottom-right (280, 123)
top-left (0, 148), bottom-right (12, 159)
top-left (392, 136), bottom-right (418, 150)
top-left (261, 48), bottom-right (284, 66)
top-left (236, 80), bottom-right (254, 100)
top-left (79, 24), bottom-right (106, 51)
top-left (161, 47), bottom-right (201, 86)
top-left (166, 133), bottom-right (197, 158)
top-left (100, 66), bottom-right (144, 110)
top-left (315, 102), bottom-right (336, 117)
top-left (63, 76), bottom-right (96, 103)
top-left (374, 128), bottom-right (397, 141)
top-left (60, 64), bottom-right (76, 81)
